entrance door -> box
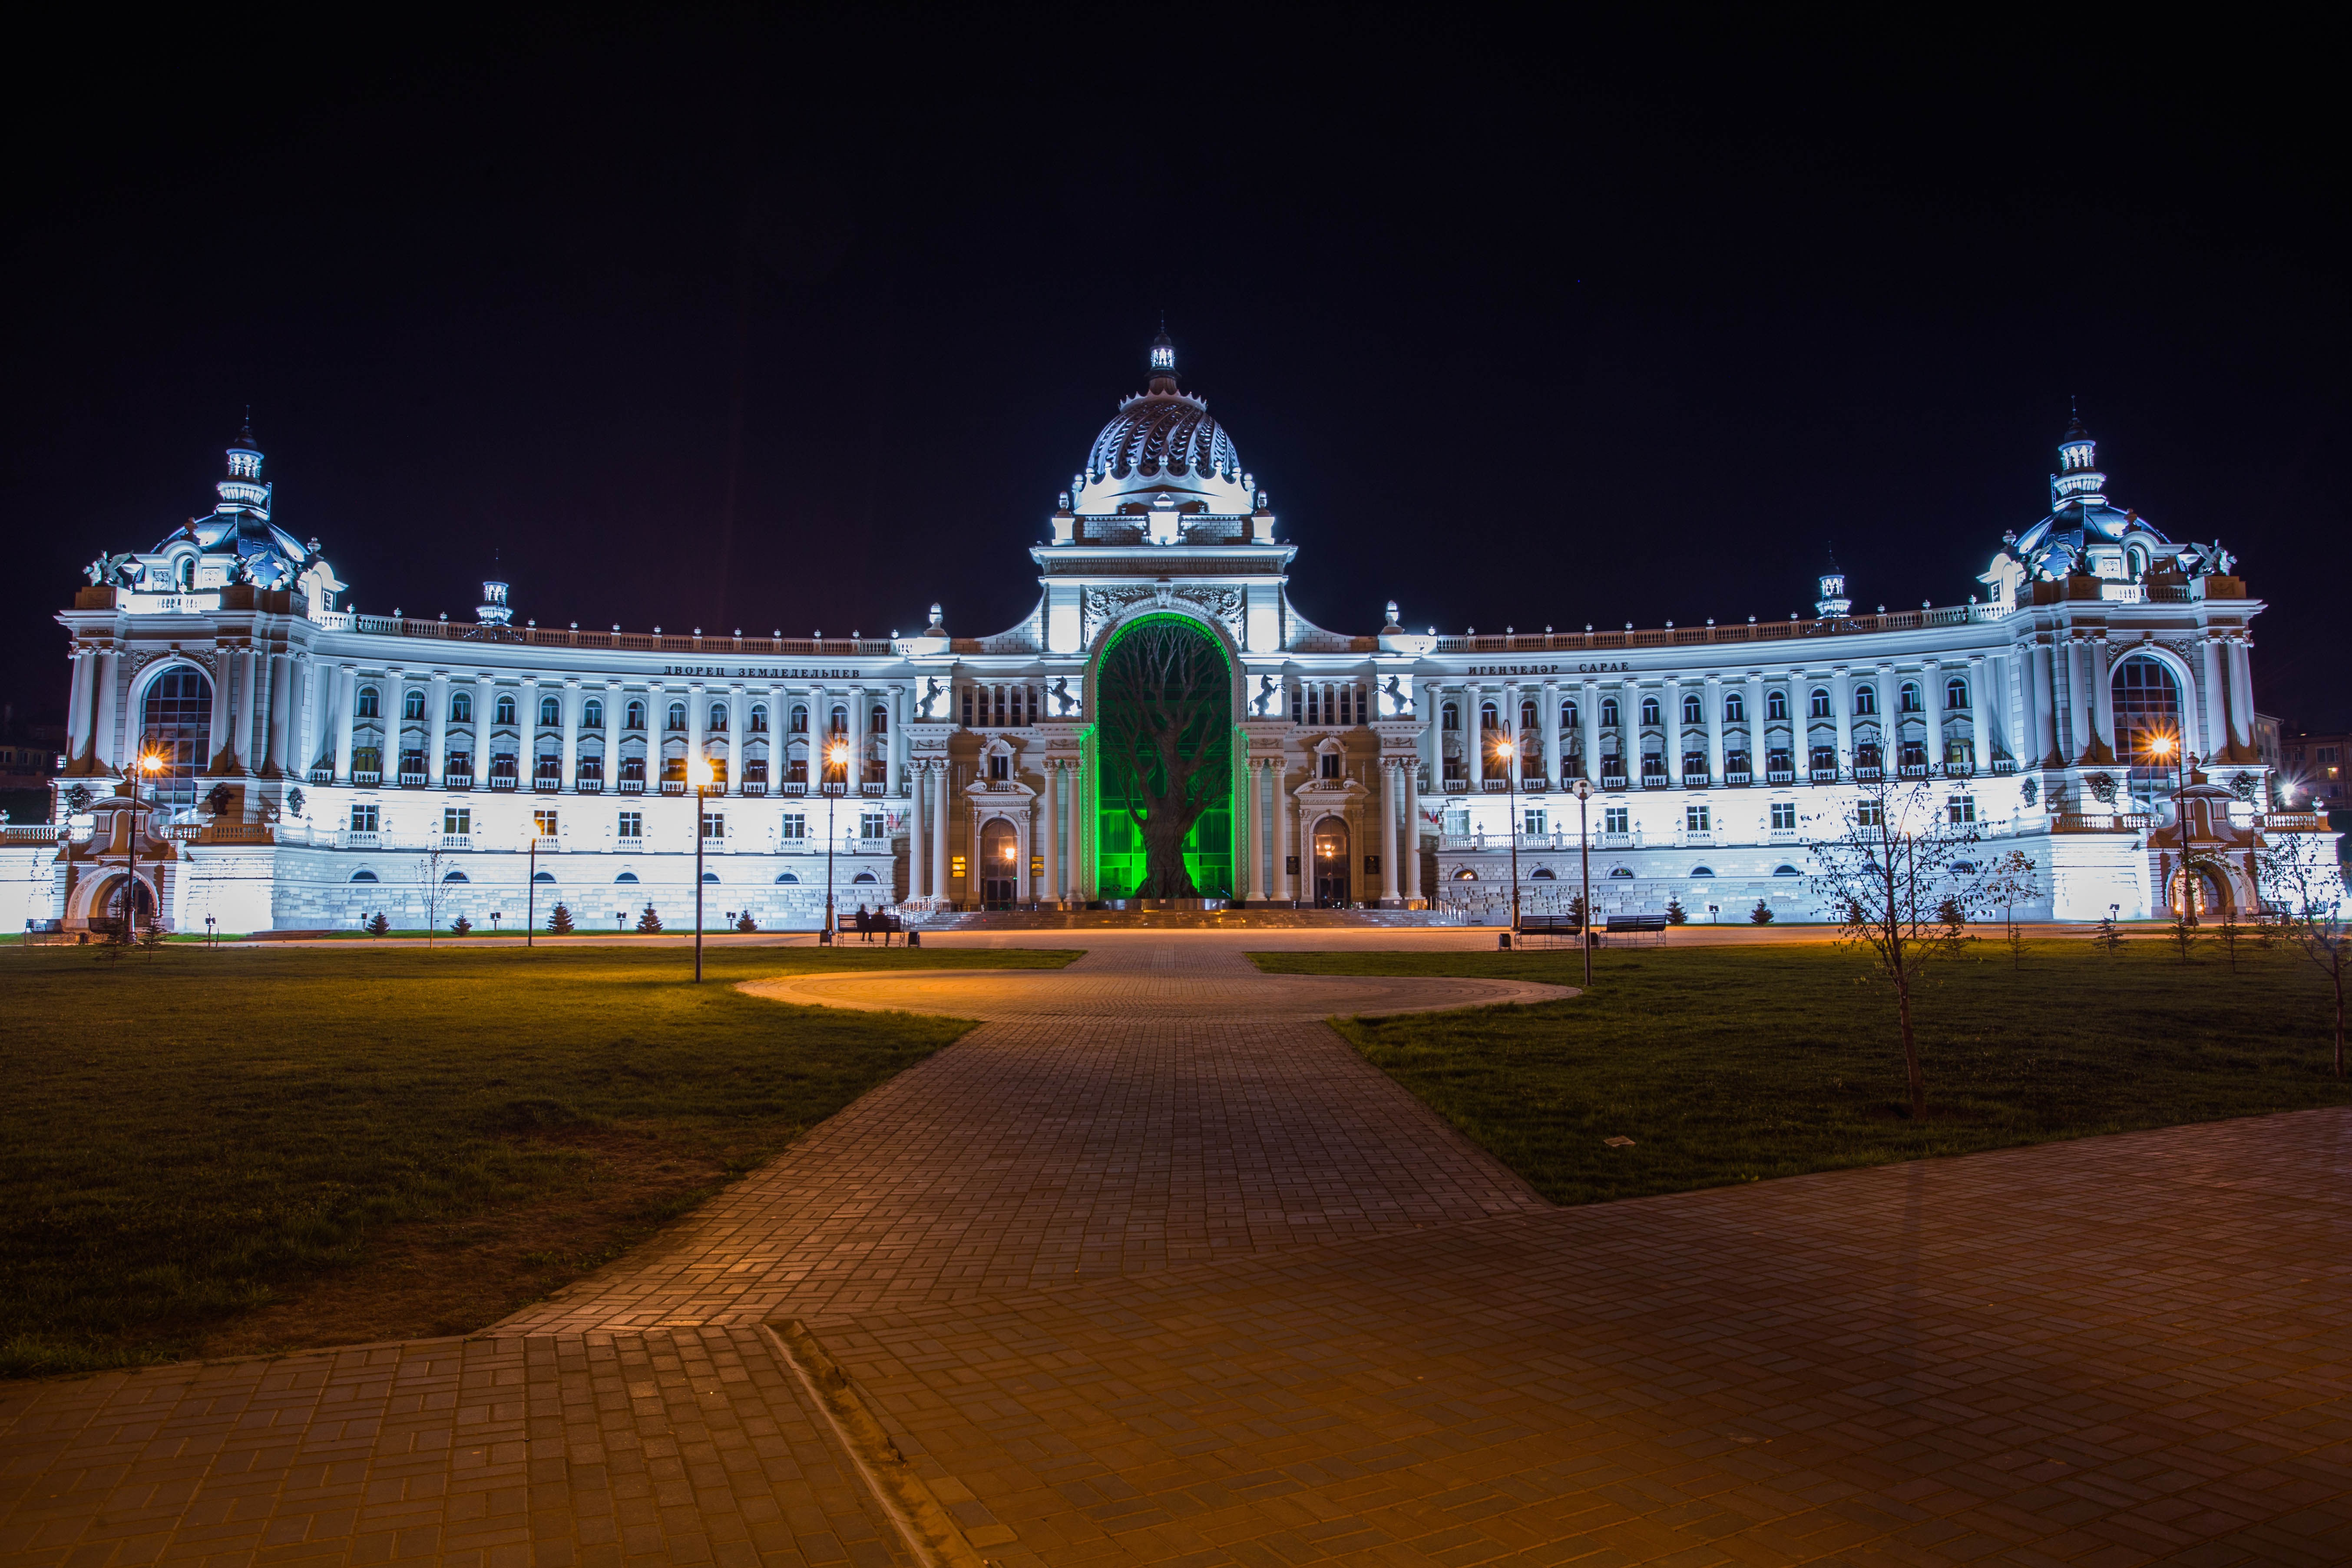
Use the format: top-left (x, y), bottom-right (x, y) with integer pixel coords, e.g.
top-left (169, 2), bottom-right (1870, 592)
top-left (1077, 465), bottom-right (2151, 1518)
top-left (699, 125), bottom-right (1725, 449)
top-left (979, 819), bottom-right (1020, 908)
top-left (103, 873), bottom-right (157, 936)
top-left (1312, 817), bottom-right (1351, 907)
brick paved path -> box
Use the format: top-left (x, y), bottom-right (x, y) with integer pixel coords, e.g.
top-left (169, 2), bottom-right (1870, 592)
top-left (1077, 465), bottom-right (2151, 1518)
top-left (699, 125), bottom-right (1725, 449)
top-left (6, 935), bottom-right (2349, 1567)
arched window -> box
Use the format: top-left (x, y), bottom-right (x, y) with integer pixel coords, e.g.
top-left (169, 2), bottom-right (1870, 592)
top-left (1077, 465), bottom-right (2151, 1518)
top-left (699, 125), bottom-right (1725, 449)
top-left (533, 870), bottom-right (557, 883)
top-left (830, 705), bottom-right (848, 735)
top-left (1442, 703), bottom-right (1460, 732)
top-left (539, 696), bottom-right (560, 726)
top-left (355, 685), bottom-right (380, 719)
top-left (1530, 867), bottom-right (1556, 880)
top-left (1519, 700), bottom-right (1538, 730)
top-left (1690, 866), bottom-right (1714, 878)
top-left (1899, 682), bottom-right (1921, 713)
top-left (442, 870), bottom-right (470, 883)
top-left (709, 703), bottom-right (727, 732)
top-left (790, 705), bottom-right (808, 734)
top-left (1681, 694), bottom-right (1703, 725)
top-left (404, 689), bottom-right (425, 720)
top-left (625, 699), bottom-right (646, 730)
top-left (702, 871), bottom-right (720, 884)
top-left (1945, 677), bottom-right (1970, 711)
top-left (851, 871), bottom-right (879, 884)
top-left (1480, 701), bottom-right (1499, 731)
top-left (1561, 699), bottom-right (1578, 729)
top-left (139, 665), bottom-right (212, 806)
top-left (451, 691), bottom-right (473, 724)
top-left (2114, 656), bottom-right (2183, 771)
top-left (1768, 689), bottom-right (1789, 721)
top-left (1609, 866), bottom-right (1634, 878)
top-left (776, 871), bottom-right (800, 884)
top-left (1773, 863), bottom-right (1803, 877)
top-left (749, 705), bottom-right (768, 733)
top-left (1809, 688), bottom-right (1831, 719)
top-left (1854, 685), bottom-right (1877, 716)
top-left (1601, 698), bottom-right (1621, 727)
top-left (348, 869), bottom-right (379, 883)
top-left (494, 694), bottom-right (517, 726)
top-left (870, 703), bottom-right (889, 734)
top-left (1640, 696), bottom-right (1661, 726)
top-left (583, 698), bottom-right (604, 728)
top-left (615, 871), bottom-right (639, 883)
top-left (1723, 692), bottom-right (1745, 723)
top-left (1453, 867), bottom-right (1478, 880)
top-left (666, 702), bottom-right (687, 732)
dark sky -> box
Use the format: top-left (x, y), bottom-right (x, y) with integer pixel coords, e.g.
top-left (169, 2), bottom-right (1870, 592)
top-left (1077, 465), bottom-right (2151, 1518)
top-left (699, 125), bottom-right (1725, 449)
top-left (6, 10), bottom-right (2343, 731)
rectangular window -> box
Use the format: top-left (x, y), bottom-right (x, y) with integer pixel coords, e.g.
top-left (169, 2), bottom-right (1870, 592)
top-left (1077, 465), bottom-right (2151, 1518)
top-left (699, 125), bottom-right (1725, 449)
top-left (1948, 796), bottom-right (1976, 824)
top-left (1604, 806), bottom-right (1629, 834)
top-left (349, 804), bottom-right (379, 832)
top-left (1443, 808), bottom-right (1469, 837)
top-left (780, 813), bottom-right (806, 841)
top-left (443, 807), bottom-right (470, 836)
top-left (1856, 801), bottom-right (1884, 828)
top-left (702, 814), bottom-right (725, 839)
top-left (1770, 801), bottom-right (1797, 830)
top-left (618, 810), bottom-right (642, 839)
top-left (1685, 804), bottom-right (1710, 832)
top-left (961, 688), bottom-right (974, 727)
top-left (859, 810), bottom-right (887, 839)
top-left (533, 809), bottom-right (558, 837)
top-left (1522, 808), bottom-right (1546, 836)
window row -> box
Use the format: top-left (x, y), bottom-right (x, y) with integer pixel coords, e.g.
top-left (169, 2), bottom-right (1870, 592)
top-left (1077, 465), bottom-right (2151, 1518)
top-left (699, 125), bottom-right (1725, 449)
top-left (348, 690), bottom-right (883, 735)
top-left (1439, 677), bottom-right (1978, 734)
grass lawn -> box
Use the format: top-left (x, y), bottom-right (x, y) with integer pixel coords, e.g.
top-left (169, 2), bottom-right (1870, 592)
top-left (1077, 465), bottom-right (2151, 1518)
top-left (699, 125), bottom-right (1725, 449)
top-left (1252, 939), bottom-right (2352, 1206)
top-left (0, 942), bottom-right (1075, 1379)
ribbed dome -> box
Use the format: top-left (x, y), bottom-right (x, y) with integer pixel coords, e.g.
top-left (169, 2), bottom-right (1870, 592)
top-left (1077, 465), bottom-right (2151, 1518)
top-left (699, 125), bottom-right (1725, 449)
top-left (1087, 393), bottom-right (1239, 483)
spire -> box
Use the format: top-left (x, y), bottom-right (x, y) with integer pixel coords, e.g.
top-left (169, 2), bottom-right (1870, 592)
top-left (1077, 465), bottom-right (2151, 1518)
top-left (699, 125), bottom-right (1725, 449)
top-left (217, 413), bottom-right (269, 516)
top-left (1146, 322), bottom-right (1179, 395)
top-left (1814, 542), bottom-right (1851, 618)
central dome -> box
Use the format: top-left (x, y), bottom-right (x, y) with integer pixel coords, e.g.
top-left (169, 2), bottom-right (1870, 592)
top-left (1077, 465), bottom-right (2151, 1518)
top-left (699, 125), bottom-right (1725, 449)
top-left (1072, 332), bottom-right (1254, 516)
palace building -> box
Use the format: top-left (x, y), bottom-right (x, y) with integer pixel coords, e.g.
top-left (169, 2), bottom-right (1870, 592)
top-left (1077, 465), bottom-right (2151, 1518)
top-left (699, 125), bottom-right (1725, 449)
top-left (6, 336), bottom-right (2335, 934)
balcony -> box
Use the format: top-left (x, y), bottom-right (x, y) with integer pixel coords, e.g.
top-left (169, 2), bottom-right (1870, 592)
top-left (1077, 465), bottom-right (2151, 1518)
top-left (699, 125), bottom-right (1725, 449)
top-left (777, 781), bottom-right (807, 796)
top-left (2262, 811), bottom-right (2328, 832)
top-left (1899, 764), bottom-right (1929, 779)
top-left (2053, 812), bottom-right (2152, 833)
top-left (441, 834), bottom-right (471, 850)
top-left (617, 778), bottom-right (645, 794)
top-left (400, 771), bottom-right (428, 787)
top-left (1599, 830), bottom-right (1636, 848)
top-left (1854, 765), bottom-right (1884, 781)
top-left (861, 782), bottom-right (887, 797)
top-left (445, 772), bottom-right (474, 790)
top-left (308, 767), bottom-right (333, 785)
top-left (1480, 779), bottom-right (1508, 793)
top-left (1602, 774), bottom-right (1628, 791)
top-left (1992, 758), bottom-right (2019, 774)
top-left (1768, 770), bottom-right (1795, 784)
top-left (1522, 776), bottom-right (1548, 793)
top-left (1682, 830), bottom-right (1714, 846)
top-left (1640, 774), bottom-right (1670, 789)
top-left (1769, 827), bottom-right (1801, 844)
top-left (1810, 768), bottom-right (1839, 783)
top-left (660, 780), bottom-right (686, 795)
top-left (576, 777), bottom-right (603, 793)
top-left (344, 830), bottom-right (380, 849)
top-left (488, 775), bottom-right (519, 791)
top-left (352, 770), bottom-right (382, 787)
top-left (1442, 779), bottom-right (1468, 794)
top-left (1725, 771), bottom-right (1751, 785)
top-left (1683, 772), bottom-right (1710, 789)
top-left (533, 774), bottom-right (562, 793)
top-left (740, 781), bottom-right (767, 796)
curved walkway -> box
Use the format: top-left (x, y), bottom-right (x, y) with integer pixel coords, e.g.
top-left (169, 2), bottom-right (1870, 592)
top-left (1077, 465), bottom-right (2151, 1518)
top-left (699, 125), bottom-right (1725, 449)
top-left (6, 933), bottom-right (2349, 1568)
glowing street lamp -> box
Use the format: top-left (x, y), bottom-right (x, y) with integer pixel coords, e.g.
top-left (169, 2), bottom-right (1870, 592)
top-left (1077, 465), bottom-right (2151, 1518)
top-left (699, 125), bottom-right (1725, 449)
top-left (1494, 731), bottom-right (1521, 943)
top-left (822, 738), bottom-right (850, 943)
top-left (1572, 776), bottom-right (1593, 985)
top-left (123, 748), bottom-right (163, 944)
top-left (691, 753), bottom-right (716, 981)
top-left (526, 820), bottom-right (546, 949)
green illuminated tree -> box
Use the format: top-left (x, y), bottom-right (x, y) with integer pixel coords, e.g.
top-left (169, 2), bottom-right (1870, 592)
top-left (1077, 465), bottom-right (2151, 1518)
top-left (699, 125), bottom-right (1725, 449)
top-left (1098, 619), bottom-right (1230, 900)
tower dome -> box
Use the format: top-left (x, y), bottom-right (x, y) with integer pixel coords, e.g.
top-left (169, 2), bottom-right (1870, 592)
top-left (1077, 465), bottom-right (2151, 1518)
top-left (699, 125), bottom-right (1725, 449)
top-left (1072, 331), bottom-right (1254, 516)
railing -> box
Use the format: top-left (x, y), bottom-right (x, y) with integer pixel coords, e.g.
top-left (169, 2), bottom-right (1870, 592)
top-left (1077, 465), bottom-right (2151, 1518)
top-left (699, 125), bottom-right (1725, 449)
top-left (1600, 830), bottom-right (1636, 848)
top-left (1811, 768), bottom-right (1839, 782)
top-left (1429, 602), bottom-right (2011, 655)
top-left (1992, 758), bottom-right (2019, 774)
top-left (861, 782), bottom-right (887, 796)
top-left (660, 780), bottom-right (686, 794)
top-left (1855, 766), bottom-right (1884, 781)
top-left (353, 770), bottom-right (382, 787)
top-left (533, 774), bottom-right (562, 792)
top-left (1682, 830), bottom-right (1714, 846)
top-left (308, 767), bottom-right (333, 784)
top-left (2263, 811), bottom-right (2329, 831)
top-left (1768, 770), bottom-right (1794, 784)
top-left (1480, 779), bottom-right (1507, 793)
top-left (576, 777), bottom-right (603, 793)
top-left (445, 772), bottom-right (473, 790)
top-left (313, 612), bottom-right (899, 658)
top-left (776, 781), bottom-right (807, 795)
top-left (441, 834), bottom-right (472, 850)
top-left (401, 771), bottom-right (429, 787)
top-left (488, 775), bottom-right (519, 791)
top-left (618, 778), bottom-right (645, 793)
top-left (0, 824), bottom-right (60, 844)
top-left (1769, 828), bottom-right (1801, 843)
top-left (1725, 771), bottom-right (1751, 785)
top-left (1602, 774), bottom-right (1628, 790)
top-left (1442, 779), bottom-right (1467, 793)
top-left (740, 781), bottom-right (767, 796)
top-left (201, 823), bottom-right (275, 844)
top-left (1641, 774), bottom-right (1669, 789)
top-left (344, 830), bottom-right (380, 848)
top-left (2053, 813), bottom-right (2151, 833)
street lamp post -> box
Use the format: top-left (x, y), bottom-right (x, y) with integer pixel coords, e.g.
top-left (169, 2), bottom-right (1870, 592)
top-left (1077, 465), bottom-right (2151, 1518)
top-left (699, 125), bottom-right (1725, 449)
top-left (691, 754), bottom-right (715, 980)
top-left (1495, 733), bottom-right (1521, 942)
top-left (1573, 776), bottom-right (1593, 987)
top-left (822, 738), bottom-right (848, 945)
top-left (526, 827), bottom-right (539, 948)
top-left (2151, 732), bottom-right (2187, 916)
top-left (124, 748), bottom-right (162, 944)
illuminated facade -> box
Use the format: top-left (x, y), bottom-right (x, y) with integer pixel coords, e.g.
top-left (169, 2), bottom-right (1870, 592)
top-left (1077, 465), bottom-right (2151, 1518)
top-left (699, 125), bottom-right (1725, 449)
top-left (7, 347), bottom-right (2337, 934)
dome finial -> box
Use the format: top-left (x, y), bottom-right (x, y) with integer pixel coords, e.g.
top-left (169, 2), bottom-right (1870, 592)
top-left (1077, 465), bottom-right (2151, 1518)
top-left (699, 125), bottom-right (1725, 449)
top-left (1147, 320), bottom-right (1178, 394)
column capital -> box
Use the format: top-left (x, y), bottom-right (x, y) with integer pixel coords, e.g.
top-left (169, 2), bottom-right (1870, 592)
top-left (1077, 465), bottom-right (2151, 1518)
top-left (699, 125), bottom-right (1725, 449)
top-left (1704, 672), bottom-right (1722, 686)
top-left (430, 670), bottom-right (451, 683)
top-left (563, 676), bottom-right (581, 688)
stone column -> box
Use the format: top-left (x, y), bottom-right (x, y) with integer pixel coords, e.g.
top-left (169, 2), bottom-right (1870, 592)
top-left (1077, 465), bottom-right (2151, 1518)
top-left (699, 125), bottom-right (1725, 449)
top-left (63, 649), bottom-right (94, 771)
top-left (1273, 763), bottom-right (1293, 902)
top-left (886, 688), bottom-right (903, 796)
top-left (847, 686), bottom-right (866, 792)
top-left (602, 683), bottom-right (623, 787)
top-left (2061, 637), bottom-right (2090, 762)
top-left (334, 665), bottom-right (357, 783)
top-left (931, 757), bottom-right (951, 903)
top-left (473, 674), bottom-right (494, 781)
top-left (2197, 637), bottom-right (2226, 764)
top-left (1922, 660), bottom-right (1945, 773)
top-left (263, 652), bottom-right (291, 776)
top-left (2087, 637), bottom-right (2117, 761)
top-left (93, 649), bottom-right (122, 773)
top-left (906, 763), bottom-right (927, 900)
top-left (560, 680), bottom-right (582, 791)
top-left (1503, 682), bottom-right (1523, 786)
top-left (427, 672), bottom-right (450, 785)
top-left (1040, 764), bottom-right (1059, 905)
top-left (1746, 673), bottom-right (1767, 776)
top-left (1380, 758), bottom-right (1399, 904)
top-left (1540, 681), bottom-right (1560, 784)
top-left (1401, 749), bottom-right (1420, 903)
top-left (1664, 683), bottom-right (1685, 786)
top-left (1582, 681), bottom-right (1601, 782)
top-left (1832, 667), bottom-right (1854, 776)
top-left (1704, 675), bottom-right (1725, 782)
top-left (2226, 635), bottom-right (2255, 757)
top-left (2029, 642), bottom-right (2056, 765)
top-left (687, 683), bottom-right (707, 789)
top-left (230, 649), bottom-right (258, 773)
top-left (1465, 684), bottom-right (1483, 790)
top-left (1970, 657), bottom-right (1994, 774)
top-left (205, 651), bottom-right (233, 773)
top-left (724, 685), bottom-right (744, 794)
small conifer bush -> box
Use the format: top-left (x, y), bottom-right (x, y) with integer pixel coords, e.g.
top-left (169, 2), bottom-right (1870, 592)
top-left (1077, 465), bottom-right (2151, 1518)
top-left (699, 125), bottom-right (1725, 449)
top-left (635, 903), bottom-right (663, 933)
top-left (548, 902), bottom-right (575, 935)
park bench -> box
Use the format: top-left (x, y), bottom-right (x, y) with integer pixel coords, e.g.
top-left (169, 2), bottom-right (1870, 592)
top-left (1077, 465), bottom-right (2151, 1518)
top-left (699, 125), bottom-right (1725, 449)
top-left (1513, 913), bottom-right (1588, 946)
top-left (1603, 913), bottom-right (1671, 945)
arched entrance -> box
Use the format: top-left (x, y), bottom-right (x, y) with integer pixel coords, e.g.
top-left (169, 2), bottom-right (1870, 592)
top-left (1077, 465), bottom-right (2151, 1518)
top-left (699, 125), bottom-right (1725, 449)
top-left (979, 818), bottom-right (1020, 908)
top-left (1311, 816), bottom-right (1350, 907)
top-left (87, 870), bottom-right (158, 936)
top-left (1092, 613), bottom-right (1234, 900)
top-left (2169, 857), bottom-right (2235, 921)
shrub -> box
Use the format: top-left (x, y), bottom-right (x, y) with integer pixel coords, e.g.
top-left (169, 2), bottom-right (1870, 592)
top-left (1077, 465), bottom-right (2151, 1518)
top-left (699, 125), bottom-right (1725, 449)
top-left (366, 911), bottom-right (390, 936)
top-left (1664, 895), bottom-right (1687, 926)
top-left (734, 913), bottom-right (757, 933)
top-left (450, 915), bottom-right (473, 937)
top-left (547, 903), bottom-right (575, 935)
top-left (1749, 899), bottom-right (1774, 925)
top-left (635, 904), bottom-right (663, 934)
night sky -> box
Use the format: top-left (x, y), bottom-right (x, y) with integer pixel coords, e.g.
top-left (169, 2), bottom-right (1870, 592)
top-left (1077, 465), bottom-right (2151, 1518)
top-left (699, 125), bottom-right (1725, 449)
top-left (6, 12), bottom-right (2342, 732)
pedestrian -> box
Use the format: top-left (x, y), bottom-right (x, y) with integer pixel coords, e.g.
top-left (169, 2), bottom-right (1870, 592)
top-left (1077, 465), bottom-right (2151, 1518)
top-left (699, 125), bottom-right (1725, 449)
top-left (855, 903), bottom-right (872, 943)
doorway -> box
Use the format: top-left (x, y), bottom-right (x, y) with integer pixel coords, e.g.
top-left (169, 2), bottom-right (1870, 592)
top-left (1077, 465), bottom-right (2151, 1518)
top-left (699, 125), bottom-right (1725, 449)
top-left (1312, 817), bottom-right (1351, 907)
top-left (979, 819), bottom-right (1020, 908)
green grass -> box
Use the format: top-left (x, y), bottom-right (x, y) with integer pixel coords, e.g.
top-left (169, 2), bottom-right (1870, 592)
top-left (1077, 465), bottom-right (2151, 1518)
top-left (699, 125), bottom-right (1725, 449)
top-left (1252, 941), bottom-right (2352, 1206)
top-left (0, 943), bottom-right (1075, 1379)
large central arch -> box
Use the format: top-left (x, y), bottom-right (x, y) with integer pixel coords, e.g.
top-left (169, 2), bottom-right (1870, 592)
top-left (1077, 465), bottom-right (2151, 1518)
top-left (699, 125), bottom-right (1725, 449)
top-left (1088, 612), bottom-right (1239, 900)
